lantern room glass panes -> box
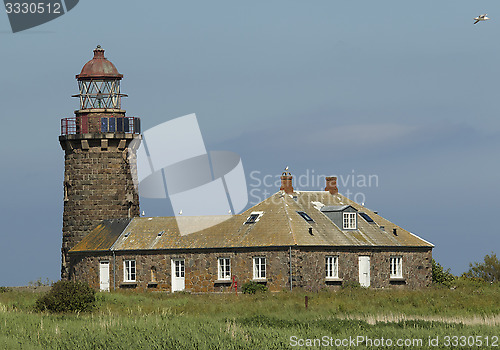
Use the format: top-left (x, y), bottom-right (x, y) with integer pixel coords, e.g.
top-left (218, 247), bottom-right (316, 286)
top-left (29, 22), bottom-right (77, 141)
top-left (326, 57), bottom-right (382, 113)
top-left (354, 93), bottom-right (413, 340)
top-left (78, 79), bottom-right (123, 109)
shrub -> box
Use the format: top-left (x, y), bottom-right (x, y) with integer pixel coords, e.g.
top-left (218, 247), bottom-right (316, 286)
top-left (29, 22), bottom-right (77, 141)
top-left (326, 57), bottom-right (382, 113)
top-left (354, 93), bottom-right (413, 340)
top-left (28, 277), bottom-right (51, 287)
top-left (0, 286), bottom-right (10, 293)
top-left (241, 281), bottom-right (268, 294)
top-left (432, 259), bottom-right (455, 286)
top-left (35, 280), bottom-right (96, 313)
top-left (462, 252), bottom-right (500, 283)
top-left (341, 280), bottom-right (361, 289)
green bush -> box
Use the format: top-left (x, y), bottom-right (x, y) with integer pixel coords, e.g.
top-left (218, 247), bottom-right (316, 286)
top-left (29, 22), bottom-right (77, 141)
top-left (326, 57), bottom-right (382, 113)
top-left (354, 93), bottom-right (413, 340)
top-left (431, 259), bottom-right (455, 286)
top-left (241, 281), bottom-right (268, 294)
top-left (341, 280), bottom-right (361, 289)
top-left (35, 280), bottom-right (96, 313)
top-left (0, 287), bottom-right (10, 293)
top-left (462, 252), bottom-right (500, 283)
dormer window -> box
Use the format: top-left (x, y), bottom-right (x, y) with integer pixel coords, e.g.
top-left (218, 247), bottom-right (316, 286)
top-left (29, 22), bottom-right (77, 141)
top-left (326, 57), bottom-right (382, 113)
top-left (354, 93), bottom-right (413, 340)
top-left (245, 211), bottom-right (263, 224)
top-left (320, 205), bottom-right (358, 230)
top-left (297, 211), bottom-right (314, 222)
top-left (343, 213), bottom-right (356, 229)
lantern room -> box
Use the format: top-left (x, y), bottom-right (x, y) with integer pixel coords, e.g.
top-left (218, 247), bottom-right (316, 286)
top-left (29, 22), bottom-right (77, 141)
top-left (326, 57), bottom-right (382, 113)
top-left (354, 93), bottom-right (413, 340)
top-left (73, 45), bottom-right (126, 109)
top-left (61, 46), bottom-right (140, 135)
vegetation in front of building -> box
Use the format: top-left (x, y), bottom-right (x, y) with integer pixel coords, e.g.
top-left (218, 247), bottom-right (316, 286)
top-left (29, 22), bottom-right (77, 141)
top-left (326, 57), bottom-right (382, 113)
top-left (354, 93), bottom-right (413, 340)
top-left (0, 281), bottom-right (499, 349)
top-left (241, 281), bottom-right (268, 294)
top-left (34, 280), bottom-right (95, 313)
top-left (0, 254), bottom-right (498, 349)
top-left (432, 259), bottom-right (455, 286)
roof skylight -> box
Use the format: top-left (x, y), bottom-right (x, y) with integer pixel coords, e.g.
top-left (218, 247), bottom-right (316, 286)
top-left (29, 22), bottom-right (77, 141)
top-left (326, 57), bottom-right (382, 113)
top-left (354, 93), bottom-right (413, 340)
top-left (297, 211), bottom-right (314, 222)
top-left (359, 212), bottom-right (374, 223)
top-left (244, 211), bottom-right (263, 224)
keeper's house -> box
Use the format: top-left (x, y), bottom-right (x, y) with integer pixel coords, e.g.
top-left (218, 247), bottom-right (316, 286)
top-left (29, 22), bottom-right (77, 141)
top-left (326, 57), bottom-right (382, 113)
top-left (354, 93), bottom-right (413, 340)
top-left (68, 173), bottom-right (433, 292)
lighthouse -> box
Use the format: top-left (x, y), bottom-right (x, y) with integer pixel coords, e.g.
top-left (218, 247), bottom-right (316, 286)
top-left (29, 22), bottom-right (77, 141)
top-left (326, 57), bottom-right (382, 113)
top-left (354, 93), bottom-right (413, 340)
top-left (59, 46), bottom-right (141, 279)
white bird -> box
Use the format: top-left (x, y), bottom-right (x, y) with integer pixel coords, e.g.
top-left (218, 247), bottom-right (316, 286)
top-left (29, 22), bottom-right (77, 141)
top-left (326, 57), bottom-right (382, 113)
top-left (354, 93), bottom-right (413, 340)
top-left (141, 211), bottom-right (145, 216)
top-left (285, 166), bottom-right (289, 171)
top-left (474, 14), bottom-right (490, 24)
top-left (179, 209), bottom-right (183, 215)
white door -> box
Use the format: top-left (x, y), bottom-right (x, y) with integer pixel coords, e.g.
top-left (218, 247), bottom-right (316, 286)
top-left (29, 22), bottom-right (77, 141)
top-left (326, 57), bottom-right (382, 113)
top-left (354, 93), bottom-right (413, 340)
top-left (358, 256), bottom-right (370, 287)
top-left (171, 259), bottom-right (185, 292)
top-left (99, 261), bottom-right (110, 292)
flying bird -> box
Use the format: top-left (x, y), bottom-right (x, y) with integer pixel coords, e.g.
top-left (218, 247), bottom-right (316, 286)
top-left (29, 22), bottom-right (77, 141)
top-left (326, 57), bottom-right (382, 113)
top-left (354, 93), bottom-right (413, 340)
top-left (285, 166), bottom-right (289, 171)
top-left (474, 14), bottom-right (490, 24)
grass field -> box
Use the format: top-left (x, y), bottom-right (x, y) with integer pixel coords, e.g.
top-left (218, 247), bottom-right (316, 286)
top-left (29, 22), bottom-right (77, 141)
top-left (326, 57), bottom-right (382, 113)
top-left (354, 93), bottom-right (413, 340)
top-left (0, 281), bottom-right (499, 349)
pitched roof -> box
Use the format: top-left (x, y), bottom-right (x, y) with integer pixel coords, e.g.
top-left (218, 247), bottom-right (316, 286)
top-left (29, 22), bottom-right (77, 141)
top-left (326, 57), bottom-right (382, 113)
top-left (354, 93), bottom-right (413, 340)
top-left (69, 190), bottom-right (433, 253)
top-left (70, 218), bottom-right (131, 252)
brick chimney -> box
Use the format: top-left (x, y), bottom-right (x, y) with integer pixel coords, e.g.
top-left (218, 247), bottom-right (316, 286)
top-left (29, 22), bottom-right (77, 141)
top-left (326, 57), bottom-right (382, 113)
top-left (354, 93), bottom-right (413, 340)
top-left (280, 171), bottom-right (293, 194)
top-left (325, 176), bottom-right (338, 195)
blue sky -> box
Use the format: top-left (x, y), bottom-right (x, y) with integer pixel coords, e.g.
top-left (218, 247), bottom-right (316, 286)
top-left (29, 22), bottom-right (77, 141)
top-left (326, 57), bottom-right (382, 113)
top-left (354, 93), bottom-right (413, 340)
top-left (1, 0), bottom-right (499, 286)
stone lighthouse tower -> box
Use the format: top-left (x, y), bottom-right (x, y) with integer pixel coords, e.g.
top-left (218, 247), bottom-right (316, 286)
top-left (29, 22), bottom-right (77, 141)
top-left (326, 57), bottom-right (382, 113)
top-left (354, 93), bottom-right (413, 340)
top-left (59, 46), bottom-right (141, 279)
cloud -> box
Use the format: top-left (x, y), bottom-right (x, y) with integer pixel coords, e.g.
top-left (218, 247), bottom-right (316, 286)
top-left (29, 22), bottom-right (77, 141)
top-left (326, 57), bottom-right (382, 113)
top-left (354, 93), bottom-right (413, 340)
top-left (302, 123), bottom-right (418, 149)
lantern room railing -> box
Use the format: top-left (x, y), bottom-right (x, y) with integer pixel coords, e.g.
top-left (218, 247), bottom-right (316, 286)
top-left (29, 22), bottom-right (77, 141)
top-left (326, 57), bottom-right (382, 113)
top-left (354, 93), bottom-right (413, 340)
top-left (61, 116), bottom-right (141, 135)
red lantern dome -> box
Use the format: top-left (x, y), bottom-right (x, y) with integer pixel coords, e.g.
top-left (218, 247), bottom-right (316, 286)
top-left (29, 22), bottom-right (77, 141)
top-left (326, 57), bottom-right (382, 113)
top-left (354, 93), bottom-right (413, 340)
top-left (76, 45), bottom-right (123, 80)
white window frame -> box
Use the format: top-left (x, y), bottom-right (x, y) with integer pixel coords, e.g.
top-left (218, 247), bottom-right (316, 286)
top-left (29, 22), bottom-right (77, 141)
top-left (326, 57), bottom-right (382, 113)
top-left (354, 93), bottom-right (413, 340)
top-left (343, 212), bottom-right (357, 229)
top-left (253, 257), bottom-right (266, 280)
top-left (390, 256), bottom-right (403, 279)
top-left (325, 256), bottom-right (339, 278)
top-left (218, 258), bottom-right (231, 280)
top-left (124, 259), bottom-right (136, 282)
top-left (245, 211), bottom-right (264, 224)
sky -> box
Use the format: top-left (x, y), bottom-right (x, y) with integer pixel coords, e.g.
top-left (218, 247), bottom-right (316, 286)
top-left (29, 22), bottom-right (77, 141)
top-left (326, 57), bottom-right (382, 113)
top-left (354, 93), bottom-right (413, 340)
top-left (1, 0), bottom-right (499, 286)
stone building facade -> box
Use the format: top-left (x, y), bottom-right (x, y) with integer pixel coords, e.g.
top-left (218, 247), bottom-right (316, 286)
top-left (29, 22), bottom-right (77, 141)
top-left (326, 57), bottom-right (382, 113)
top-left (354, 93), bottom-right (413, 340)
top-left (63, 48), bottom-right (433, 292)
top-left (69, 175), bottom-right (434, 292)
top-left (70, 246), bottom-right (432, 293)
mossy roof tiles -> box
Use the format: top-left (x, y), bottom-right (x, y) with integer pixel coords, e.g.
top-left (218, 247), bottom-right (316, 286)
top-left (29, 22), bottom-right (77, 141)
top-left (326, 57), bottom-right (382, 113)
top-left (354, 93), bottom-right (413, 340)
top-left (69, 191), bottom-right (433, 253)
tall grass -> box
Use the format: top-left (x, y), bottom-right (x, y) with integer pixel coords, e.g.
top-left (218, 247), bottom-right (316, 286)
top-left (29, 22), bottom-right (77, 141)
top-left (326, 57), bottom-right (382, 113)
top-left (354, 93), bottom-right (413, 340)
top-left (0, 282), bottom-right (499, 349)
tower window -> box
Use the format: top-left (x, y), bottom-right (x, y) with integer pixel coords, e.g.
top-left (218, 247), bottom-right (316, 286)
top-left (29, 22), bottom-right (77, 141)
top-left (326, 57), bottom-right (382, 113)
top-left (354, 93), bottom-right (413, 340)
top-left (100, 118), bottom-right (108, 132)
top-left (108, 117), bottom-right (116, 132)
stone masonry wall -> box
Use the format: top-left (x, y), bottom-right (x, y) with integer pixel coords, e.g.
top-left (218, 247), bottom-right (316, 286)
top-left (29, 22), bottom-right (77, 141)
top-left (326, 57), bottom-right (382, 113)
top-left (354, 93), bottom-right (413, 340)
top-left (295, 247), bottom-right (432, 290)
top-left (70, 246), bottom-right (431, 292)
top-left (60, 133), bottom-right (140, 279)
